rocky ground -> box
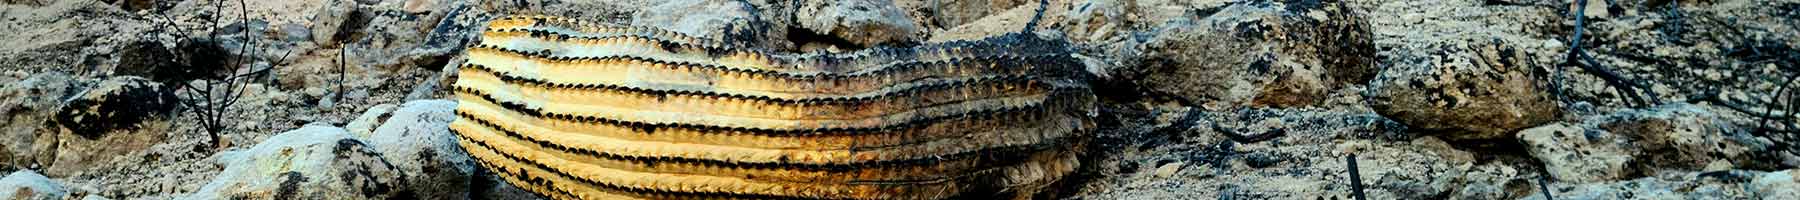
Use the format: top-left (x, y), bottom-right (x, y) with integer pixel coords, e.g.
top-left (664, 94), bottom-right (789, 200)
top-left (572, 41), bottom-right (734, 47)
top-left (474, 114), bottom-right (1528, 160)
top-left (0, 0), bottom-right (1796, 199)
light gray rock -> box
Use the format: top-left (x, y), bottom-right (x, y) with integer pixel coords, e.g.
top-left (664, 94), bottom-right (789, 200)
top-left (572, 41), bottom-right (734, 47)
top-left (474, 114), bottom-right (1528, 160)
top-left (345, 103), bottom-right (398, 139)
top-left (1520, 103), bottom-right (1769, 183)
top-left (633, 0), bottom-right (787, 49)
top-left (1751, 169), bottom-right (1799, 199)
top-left (0, 170), bottom-right (66, 200)
top-left (185, 124), bottom-right (406, 200)
top-left (1367, 38), bottom-right (1560, 140)
top-left (1524, 170), bottom-right (1766, 199)
top-left (1448, 162), bottom-right (1535, 200)
top-left (1586, 103), bottom-right (1764, 172)
top-left (1125, 1), bottom-right (1374, 108)
top-left (1354, 137), bottom-right (1475, 199)
top-left (368, 100), bottom-right (470, 200)
top-left (1518, 122), bottom-right (1636, 183)
top-left (796, 0), bottom-right (923, 46)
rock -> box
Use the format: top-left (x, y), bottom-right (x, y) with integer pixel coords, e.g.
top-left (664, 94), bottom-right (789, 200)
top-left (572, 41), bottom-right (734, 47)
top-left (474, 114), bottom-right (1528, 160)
top-left (0, 72), bottom-right (75, 169)
top-left (311, 0), bottom-right (374, 46)
top-left (1128, 1), bottom-right (1374, 108)
top-left (0, 170), bottom-right (65, 200)
top-left (927, 0), bottom-right (1030, 29)
top-left (401, 0), bottom-right (438, 14)
top-left (111, 41), bottom-right (186, 85)
top-left (277, 23), bottom-right (312, 44)
top-left (1152, 161), bottom-right (1184, 178)
top-left (1526, 170), bottom-right (1765, 199)
top-left (632, 0), bottom-right (787, 50)
top-left (1057, 0), bottom-right (1126, 44)
top-left (345, 103), bottom-right (398, 139)
top-left (103, 0), bottom-right (158, 11)
top-left (48, 76), bottom-right (177, 140)
top-left (1367, 38), bottom-right (1560, 140)
top-left (1587, 103), bottom-right (1763, 172)
top-left (1518, 122), bottom-right (1636, 183)
top-left (927, 0), bottom-right (1057, 42)
top-left (185, 125), bottom-right (408, 199)
top-left (1750, 169), bottom-right (1799, 199)
top-left (1519, 103), bottom-right (1769, 183)
top-left (41, 76), bottom-right (179, 176)
top-left (1068, 106), bottom-right (1443, 199)
top-left (795, 0), bottom-right (923, 47)
top-left (1351, 137), bottom-right (1475, 199)
top-left (1450, 162), bottom-right (1533, 200)
top-left (367, 100), bottom-right (469, 200)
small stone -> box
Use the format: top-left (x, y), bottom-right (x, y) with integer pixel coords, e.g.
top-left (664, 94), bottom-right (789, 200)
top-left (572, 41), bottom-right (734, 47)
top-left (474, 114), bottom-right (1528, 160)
top-left (1153, 161), bottom-right (1185, 178)
top-left (1704, 159), bottom-right (1734, 171)
top-left (401, 0), bottom-right (438, 14)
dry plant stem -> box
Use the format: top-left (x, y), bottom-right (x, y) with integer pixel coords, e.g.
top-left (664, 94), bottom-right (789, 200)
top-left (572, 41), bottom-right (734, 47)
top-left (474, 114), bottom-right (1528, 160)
top-left (338, 46), bottom-right (348, 103)
top-left (169, 0), bottom-right (292, 151)
top-left (1346, 153), bottom-right (1366, 200)
top-left (1561, 0), bottom-right (1660, 108)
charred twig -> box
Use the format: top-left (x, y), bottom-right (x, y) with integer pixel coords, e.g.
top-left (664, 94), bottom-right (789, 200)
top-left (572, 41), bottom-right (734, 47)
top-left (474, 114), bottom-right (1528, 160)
top-left (1761, 74), bottom-right (1800, 134)
top-left (1346, 153), bottom-right (1366, 200)
top-left (1658, 0), bottom-right (1690, 45)
top-left (1557, 0), bottom-right (1661, 108)
top-left (1538, 164), bottom-right (1556, 200)
top-left (1211, 123), bottom-right (1285, 144)
top-left (337, 46), bottom-right (348, 103)
top-left (1022, 0), bottom-right (1048, 33)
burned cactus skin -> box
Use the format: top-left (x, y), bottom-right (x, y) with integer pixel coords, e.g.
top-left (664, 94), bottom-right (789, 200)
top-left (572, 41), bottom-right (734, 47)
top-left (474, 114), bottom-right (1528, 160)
top-left (452, 15), bottom-right (1096, 200)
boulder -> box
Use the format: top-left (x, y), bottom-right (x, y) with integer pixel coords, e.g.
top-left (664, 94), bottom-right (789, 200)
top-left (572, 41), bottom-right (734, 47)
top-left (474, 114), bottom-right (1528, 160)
top-left (185, 125), bottom-right (408, 199)
top-left (367, 100), bottom-right (470, 200)
top-left (47, 76), bottom-right (177, 140)
top-left (40, 76), bottom-right (179, 176)
top-left (0, 170), bottom-right (65, 200)
top-left (1367, 38), bottom-right (1560, 140)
